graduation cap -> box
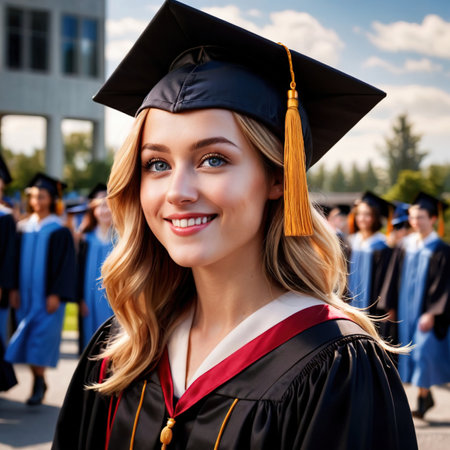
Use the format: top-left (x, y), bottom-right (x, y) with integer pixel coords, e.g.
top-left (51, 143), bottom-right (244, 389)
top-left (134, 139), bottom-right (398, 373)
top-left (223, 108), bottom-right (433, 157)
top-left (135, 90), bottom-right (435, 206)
top-left (412, 192), bottom-right (448, 237)
top-left (391, 202), bottom-right (410, 227)
top-left (330, 204), bottom-right (351, 216)
top-left (0, 153), bottom-right (12, 185)
top-left (27, 172), bottom-right (67, 215)
top-left (93, 0), bottom-right (386, 236)
top-left (88, 183), bottom-right (107, 199)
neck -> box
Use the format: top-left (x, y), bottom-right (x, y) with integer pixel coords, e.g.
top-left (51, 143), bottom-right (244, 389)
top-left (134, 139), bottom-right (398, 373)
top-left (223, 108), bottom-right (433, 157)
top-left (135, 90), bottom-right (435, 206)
top-left (191, 243), bottom-right (285, 334)
top-left (419, 229), bottom-right (433, 240)
top-left (97, 223), bottom-right (111, 237)
top-left (36, 211), bottom-right (51, 221)
top-left (359, 229), bottom-right (374, 240)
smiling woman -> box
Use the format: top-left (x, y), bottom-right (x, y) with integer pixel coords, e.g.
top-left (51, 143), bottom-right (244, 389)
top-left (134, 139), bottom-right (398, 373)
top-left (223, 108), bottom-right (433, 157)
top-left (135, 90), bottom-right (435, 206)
top-left (52, 1), bottom-right (417, 449)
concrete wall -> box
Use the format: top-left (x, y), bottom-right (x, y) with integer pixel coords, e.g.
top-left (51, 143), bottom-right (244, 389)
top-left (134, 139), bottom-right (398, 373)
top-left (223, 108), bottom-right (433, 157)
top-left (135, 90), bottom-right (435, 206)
top-left (0, 0), bottom-right (106, 177)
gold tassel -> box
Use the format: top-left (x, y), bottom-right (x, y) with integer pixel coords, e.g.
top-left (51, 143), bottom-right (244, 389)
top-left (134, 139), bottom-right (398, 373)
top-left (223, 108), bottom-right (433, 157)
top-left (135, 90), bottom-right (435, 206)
top-left (278, 43), bottom-right (312, 236)
top-left (386, 205), bottom-right (394, 236)
top-left (55, 182), bottom-right (64, 216)
top-left (438, 203), bottom-right (445, 238)
top-left (160, 417), bottom-right (176, 450)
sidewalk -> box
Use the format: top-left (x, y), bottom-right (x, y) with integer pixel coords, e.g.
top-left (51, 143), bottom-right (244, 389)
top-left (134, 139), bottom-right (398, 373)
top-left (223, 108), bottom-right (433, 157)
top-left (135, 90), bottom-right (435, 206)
top-left (1, 331), bottom-right (450, 449)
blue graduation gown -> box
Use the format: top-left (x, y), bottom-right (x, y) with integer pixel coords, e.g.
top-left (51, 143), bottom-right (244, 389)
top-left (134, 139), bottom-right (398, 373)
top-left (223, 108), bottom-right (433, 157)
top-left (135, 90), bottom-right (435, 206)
top-left (0, 208), bottom-right (16, 346)
top-left (348, 232), bottom-right (392, 312)
top-left (5, 214), bottom-right (76, 367)
top-left (381, 232), bottom-right (450, 387)
top-left (78, 229), bottom-right (114, 351)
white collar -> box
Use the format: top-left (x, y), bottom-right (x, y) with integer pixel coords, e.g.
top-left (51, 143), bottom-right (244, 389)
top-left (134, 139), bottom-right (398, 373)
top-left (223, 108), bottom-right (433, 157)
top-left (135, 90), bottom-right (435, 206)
top-left (168, 292), bottom-right (325, 398)
top-left (21, 213), bottom-right (61, 232)
top-left (405, 231), bottom-right (439, 251)
top-left (350, 231), bottom-right (385, 249)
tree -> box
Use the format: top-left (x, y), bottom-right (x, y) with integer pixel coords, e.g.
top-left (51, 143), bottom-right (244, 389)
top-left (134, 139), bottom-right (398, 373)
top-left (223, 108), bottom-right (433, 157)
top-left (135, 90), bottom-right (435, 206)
top-left (381, 114), bottom-right (428, 186)
top-left (364, 160), bottom-right (378, 192)
top-left (307, 164), bottom-right (326, 191)
top-left (327, 163), bottom-right (347, 192)
top-left (384, 170), bottom-right (437, 203)
top-left (347, 163), bottom-right (364, 192)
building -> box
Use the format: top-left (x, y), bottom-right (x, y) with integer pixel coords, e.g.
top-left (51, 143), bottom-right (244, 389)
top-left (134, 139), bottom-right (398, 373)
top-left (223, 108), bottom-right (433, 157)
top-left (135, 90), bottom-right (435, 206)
top-left (0, 0), bottom-right (105, 177)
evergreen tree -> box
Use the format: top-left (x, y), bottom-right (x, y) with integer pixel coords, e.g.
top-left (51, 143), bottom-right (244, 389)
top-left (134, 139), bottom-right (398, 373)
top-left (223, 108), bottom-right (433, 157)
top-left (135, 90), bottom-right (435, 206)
top-left (381, 114), bottom-right (428, 186)
top-left (307, 164), bottom-right (326, 191)
top-left (348, 163), bottom-right (364, 192)
top-left (328, 163), bottom-right (347, 192)
top-left (364, 160), bottom-right (378, 192)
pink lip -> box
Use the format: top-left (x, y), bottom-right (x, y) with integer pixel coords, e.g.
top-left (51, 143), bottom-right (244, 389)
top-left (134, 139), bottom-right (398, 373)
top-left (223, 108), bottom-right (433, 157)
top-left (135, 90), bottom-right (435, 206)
top-left (164, 213), bottom-right (217, 236)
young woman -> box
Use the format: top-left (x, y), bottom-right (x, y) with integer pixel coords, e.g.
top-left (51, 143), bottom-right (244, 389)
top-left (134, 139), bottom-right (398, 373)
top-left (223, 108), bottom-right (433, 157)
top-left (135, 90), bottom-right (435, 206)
top-left (347, 192), bottom-right (394, 317)
top-left (5, 173), bottom-right (76, 405)
top-left (77, 186), bottom-right (115, 352)
top-left (53, 1), bottom-right (416, 448)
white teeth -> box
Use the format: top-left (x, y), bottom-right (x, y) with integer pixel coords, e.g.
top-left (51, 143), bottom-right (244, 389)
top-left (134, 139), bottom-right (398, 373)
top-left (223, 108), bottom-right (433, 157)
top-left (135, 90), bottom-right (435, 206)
top-left (171, 216), bottom-right (212, 228)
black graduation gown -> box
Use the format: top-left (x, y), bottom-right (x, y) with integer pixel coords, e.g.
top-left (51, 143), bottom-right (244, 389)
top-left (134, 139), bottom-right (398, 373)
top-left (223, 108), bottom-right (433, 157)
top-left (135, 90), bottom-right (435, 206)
top-left (0, 212), bottom-right (16, 306)
top-left (380, 240), bottom-right (450, 339)
top-left (52, 305), bottom-right (417, 450)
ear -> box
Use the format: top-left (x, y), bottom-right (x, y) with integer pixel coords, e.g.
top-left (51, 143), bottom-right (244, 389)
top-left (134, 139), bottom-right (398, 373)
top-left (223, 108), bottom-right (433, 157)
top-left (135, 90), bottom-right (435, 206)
top-left (268, 173), bottom-right (283, 200)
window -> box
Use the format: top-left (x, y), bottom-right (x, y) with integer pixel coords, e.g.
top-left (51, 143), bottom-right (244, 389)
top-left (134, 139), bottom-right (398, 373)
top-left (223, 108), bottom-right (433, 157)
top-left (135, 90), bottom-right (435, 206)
top-left (5, 7), bottom-right (49, 72)
top-left (61, 15), bottom-right (99, 77)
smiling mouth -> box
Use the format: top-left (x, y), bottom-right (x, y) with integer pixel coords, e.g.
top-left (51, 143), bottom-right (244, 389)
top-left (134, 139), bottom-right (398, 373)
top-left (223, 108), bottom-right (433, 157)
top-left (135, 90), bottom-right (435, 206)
top-left (169, 215), bottom-right (216, 228)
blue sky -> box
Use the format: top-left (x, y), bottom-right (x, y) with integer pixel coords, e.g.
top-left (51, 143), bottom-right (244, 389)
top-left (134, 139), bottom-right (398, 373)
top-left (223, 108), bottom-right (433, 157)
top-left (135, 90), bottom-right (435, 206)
top-left (4, 0), bottom-right (449, 172)
top-left (104, 0), bottom-right (450, 171)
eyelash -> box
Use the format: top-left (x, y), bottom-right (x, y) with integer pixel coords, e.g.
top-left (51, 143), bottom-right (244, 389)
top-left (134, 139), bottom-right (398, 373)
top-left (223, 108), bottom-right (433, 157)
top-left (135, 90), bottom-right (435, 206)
top-left (142, 153), bottom-right (229, 172)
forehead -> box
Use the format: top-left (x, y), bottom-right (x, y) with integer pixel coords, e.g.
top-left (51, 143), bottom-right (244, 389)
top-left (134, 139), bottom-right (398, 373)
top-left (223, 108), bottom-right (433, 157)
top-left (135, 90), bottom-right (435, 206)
top-left (409, 206), bottom-right (429, 217)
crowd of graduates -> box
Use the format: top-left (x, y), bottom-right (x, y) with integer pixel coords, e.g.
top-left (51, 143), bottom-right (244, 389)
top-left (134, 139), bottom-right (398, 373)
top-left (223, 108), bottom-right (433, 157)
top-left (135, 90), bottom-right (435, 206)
top-left (0, 154), bottom-right (114, 405)
top-left (1, 151), bottom-right (450, 421)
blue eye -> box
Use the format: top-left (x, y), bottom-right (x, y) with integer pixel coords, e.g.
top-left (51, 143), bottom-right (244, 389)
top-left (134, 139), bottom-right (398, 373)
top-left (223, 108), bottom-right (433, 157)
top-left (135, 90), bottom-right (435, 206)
top-left (145, 160), bottom-right (170, 172)
top-left (201, 154), bottom-right (226, 168)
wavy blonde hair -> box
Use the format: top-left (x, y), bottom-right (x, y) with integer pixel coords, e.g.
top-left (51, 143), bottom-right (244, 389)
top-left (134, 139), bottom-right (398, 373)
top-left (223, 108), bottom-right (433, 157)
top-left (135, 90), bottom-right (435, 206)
top-left (94, 108), bottom-right (398, 395)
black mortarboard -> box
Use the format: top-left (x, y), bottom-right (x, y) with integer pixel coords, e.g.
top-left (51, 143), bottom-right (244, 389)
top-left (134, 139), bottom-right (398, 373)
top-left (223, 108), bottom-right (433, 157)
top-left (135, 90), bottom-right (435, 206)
top-left (27, 173), bottom-right (67, 198)
top-left (93, 0), bottom-right (385, 170)
top-left (360, 191), bottom-right (394, 219)
top-left (331, 204), bottom-right (351, 216)
top-left (412, 192), bottom-right (448, 216)
top-left (88, 183), bottom-right (107, 199)
top-left (391, 202), bottom-right (410, 227)
top-left (0, 153), bottom-right (12, 184)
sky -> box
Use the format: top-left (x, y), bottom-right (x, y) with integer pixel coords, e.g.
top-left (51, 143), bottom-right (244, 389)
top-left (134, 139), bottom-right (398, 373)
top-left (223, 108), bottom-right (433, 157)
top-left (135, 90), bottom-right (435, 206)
top-left (3, 0), bottom-right (450, 171)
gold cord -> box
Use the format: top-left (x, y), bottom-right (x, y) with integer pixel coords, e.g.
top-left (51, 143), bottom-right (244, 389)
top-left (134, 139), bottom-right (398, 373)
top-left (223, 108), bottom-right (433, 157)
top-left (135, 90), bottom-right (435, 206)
top-left (213, 398), bottom-right (239, 450)
top-left (129, 380), bottom-right (147, 449)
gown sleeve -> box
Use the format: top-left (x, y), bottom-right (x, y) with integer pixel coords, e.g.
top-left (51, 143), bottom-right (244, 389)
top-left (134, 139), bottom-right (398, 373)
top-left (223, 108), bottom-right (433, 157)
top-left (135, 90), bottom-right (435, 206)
top-left (0, 214), bottom-right (16, 291)
top-left (46, 227), bottom-right (77, 301)
top-left (77, 238), bottom-right (88, 301)
top-left (52, 318), bottom-right (115, 450)
top-left (378, 247), bottom-right (404, 312)
top-left (371, 245), bottom-right (393, 311)
top-left (252, 337), bottom-right (417, 450)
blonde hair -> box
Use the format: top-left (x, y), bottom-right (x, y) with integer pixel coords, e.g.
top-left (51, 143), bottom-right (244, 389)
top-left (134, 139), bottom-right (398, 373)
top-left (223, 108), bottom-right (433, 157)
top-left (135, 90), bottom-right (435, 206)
top-left (94, 108), bottom-right (398, 395)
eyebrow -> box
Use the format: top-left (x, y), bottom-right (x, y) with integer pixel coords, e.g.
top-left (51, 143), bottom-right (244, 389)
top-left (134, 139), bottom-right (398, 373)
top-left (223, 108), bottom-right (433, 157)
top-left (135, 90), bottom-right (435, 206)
top-left (141, 136), bottom-right (238, 153)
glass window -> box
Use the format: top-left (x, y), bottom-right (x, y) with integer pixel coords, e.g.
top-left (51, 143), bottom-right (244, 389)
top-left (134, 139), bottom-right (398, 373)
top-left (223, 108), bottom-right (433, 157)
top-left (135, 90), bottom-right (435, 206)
top-left (62, 15), bottom-right (78, 74)
top-left (80, 19), bottom-right (98, 76)
top-left (5, 7), bottom-right (49, 72)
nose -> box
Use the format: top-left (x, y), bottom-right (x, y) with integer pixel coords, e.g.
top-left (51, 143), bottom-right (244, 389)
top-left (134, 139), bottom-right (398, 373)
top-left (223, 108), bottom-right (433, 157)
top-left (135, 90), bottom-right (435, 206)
top-left (166, 166), bottom-right (199, 205)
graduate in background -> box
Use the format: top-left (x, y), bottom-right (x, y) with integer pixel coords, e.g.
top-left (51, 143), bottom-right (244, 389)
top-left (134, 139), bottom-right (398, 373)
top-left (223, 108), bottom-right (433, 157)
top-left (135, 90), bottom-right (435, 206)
top-left (53, 2), bottom-right (416, 448)
top-left (5, 173), bottom-right (76, 405)
top-left (387, 202), bottom-right (412, 248)
top-left (327, 203), bottom-right (351, 260)
top-left (77, 183), bottom-right (114, 353)
top-left (0, 154), bottom-right (18, 391)
top-left (347, 192), bottom-right (394, 319)
top-left (381, 192), bottom-right (450, 419)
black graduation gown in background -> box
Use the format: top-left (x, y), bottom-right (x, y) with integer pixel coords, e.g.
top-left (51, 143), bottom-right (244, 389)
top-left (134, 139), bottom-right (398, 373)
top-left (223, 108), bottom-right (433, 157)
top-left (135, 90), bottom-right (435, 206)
top-left (0, 212), bottom-right (16, 306)
top-left (52, 310), bottom-right (417, 450)
top-left (380, 241), bottom-right (450, 339)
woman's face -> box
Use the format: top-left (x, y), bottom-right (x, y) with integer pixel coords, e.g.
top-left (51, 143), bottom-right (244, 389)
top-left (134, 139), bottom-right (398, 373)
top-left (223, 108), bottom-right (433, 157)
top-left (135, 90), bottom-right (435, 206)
top-left (355, 202), bottom-right (374, 233)
top-left (29, 187), bottom-right (52, 215)
top-left (140, 108), bottom-right (282, 268)
top-left (93, 199), bottom-right (112, 227)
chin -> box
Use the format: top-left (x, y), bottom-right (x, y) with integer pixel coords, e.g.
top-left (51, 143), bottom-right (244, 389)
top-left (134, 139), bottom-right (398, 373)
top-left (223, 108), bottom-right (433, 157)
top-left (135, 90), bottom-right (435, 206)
top-left (166, 248), bottom-right (217, 269)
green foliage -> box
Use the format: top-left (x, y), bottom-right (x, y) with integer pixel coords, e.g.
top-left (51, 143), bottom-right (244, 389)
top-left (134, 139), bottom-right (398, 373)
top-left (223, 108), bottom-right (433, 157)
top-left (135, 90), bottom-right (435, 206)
top-left (1, 147), bottom-right (45, 194)
top-left (384, 170), bottom-right (436, 203)
top-left (328, 163), bottom-right (347, 192)
top-left (380, 114), bottom-right (428, 186)
top-left (364, 160), bottom-right (379, 192)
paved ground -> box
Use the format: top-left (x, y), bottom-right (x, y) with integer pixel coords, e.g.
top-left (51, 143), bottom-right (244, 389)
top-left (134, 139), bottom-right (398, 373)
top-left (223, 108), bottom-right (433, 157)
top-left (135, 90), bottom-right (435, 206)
top-left (1, 332), bottom-right (450, 449)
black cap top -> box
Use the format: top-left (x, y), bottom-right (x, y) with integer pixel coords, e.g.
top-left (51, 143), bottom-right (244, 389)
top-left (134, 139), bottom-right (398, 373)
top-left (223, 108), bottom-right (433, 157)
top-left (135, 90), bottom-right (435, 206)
top-left (0, 153), bottom-right (12, 184)
top-left (412, 192), bottom-right (449, 216)
top-left (93, 0), bottom-right (386, 169)
top-left (88, 183), bottom-right (107, 199)
top-left (391, 202), bottom-right (410, 226)
top-left (27, 173), bottom-right (67, 197)
top-left (359, 191), bottom-right (394, 218)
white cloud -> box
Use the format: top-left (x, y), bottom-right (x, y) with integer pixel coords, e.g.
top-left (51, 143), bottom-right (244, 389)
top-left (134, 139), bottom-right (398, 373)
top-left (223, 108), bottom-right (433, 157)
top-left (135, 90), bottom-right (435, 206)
top-left (106, 38), bottom-right (137, 63)
top-left (318, 84), bottom-right (450, 168)
top-left (106, 18), bottom-right (148, 38)
top-left (364, 56), bottom-right (442, 74)
top-left (247, 9), bottom-right (262, 18)
top-left (368, 15), bottom-right (450, 59)
top-left (202, 6), bottom-right (344, 66)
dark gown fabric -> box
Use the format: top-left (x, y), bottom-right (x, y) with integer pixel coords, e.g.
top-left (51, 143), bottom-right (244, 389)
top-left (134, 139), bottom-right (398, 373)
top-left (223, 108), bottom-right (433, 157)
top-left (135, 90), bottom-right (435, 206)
top-left (52, 308), bottom-right (417, 450)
